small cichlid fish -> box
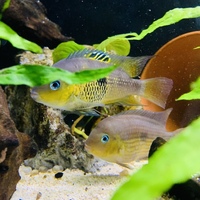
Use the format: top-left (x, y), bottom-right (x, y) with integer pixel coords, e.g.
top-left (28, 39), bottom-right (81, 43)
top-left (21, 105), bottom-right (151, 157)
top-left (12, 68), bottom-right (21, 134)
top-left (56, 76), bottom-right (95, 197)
top-left (30, 49), bottom-right (173, 115)
top-left (85, 108), bottom-right (180, 169)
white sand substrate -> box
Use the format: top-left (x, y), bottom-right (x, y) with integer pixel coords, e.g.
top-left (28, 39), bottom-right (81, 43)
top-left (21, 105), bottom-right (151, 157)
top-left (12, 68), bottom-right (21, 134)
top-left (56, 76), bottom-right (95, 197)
top-left (11, 161), bottom-right (146, 200)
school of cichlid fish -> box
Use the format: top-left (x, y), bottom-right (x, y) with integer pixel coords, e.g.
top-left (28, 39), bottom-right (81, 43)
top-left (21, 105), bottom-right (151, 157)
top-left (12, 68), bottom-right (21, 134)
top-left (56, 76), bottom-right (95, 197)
top-left (30, 49), bottom-right (175, 168)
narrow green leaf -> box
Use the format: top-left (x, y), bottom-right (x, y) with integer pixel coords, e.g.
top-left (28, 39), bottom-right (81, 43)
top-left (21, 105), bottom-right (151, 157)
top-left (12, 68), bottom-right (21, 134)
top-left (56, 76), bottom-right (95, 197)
top-left (0, 64), bottom-right (117, 87)
top-left (1, 0), bottom-right (11, 12)
top-left (52, 41), bottom-right (85, 63)
top-left (177, 77), bottom-right (200, 100)
top-left (177, 89), bottom-right (200, 101)
top-left (194, 46), bottom-right (200, 49)
top-left (112, 118), bottom-right (200, 200)
top-left (0, 21), bottom-right (42, 53)
top-left (52, 7), bottom-right (200, 58)
top-left (0, 0), bottom-right (11, 19)
top-left (100, 6), bottom-right (200, 45)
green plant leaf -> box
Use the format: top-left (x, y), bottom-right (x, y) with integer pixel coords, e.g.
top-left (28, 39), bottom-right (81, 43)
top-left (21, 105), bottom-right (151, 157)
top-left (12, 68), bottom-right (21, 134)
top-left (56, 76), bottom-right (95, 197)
top-left (53, 7), bottom-right (200, 59)
top-left (177, 77), bottom-right (200, 100)
top-left (94, 38), bottom-right (131, 56)
top-left (1, 0), bottom-right (11, 12)
top-left (0, 21), bottom-right (42, 53)
top-left (194, 46), bottom-right (200, 49)
top-left (100, 6), bottom-right (200, 45)
top-left (0, 64), bottom-right (117, 87)
top-left (0, 0), bottom-right (11, 19)
top-left (52, 41), bottom-right (85, 63)
top-left (112, 117), bottom-right (200, 200)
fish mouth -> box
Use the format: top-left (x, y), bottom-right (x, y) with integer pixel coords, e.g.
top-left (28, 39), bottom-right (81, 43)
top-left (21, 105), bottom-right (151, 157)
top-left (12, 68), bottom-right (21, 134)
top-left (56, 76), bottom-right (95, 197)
top-left (30, 89), bottom-right (39, 100)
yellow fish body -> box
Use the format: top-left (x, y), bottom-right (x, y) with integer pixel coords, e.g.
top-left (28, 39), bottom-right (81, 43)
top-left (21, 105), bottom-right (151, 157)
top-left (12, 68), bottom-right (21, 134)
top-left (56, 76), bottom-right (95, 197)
top-left (85, 109), bottom-right (180, 168)
top-left (30, 50), bottom-right (173, 115)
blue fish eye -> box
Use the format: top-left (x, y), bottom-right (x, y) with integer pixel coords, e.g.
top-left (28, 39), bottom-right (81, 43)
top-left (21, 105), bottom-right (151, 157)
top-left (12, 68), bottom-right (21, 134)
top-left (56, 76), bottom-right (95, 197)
top-left (50, 80), bottom-right (61, 90)
top-left (101, 134), bottom-right (109, 143)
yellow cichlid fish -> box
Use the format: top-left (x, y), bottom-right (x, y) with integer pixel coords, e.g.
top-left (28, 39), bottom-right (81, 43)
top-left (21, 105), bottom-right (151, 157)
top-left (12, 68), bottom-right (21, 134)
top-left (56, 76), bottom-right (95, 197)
top-left (30, 49), bottom-right (173, 115)
top-left (85, 108), bottom-right (181, 169)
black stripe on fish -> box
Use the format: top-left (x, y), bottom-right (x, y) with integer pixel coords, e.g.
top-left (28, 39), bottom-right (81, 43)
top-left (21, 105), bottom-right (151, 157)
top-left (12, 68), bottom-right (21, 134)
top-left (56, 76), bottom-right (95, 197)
top-left (97, 78), bottom-right (107, 87)
top-left (87, 51), bottom-right (111, 63)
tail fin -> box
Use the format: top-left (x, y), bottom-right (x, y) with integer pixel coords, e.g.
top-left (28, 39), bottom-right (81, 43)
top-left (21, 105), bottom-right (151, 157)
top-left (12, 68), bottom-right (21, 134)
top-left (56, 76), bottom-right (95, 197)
top-left (142, 77), bottom-right (173, 108)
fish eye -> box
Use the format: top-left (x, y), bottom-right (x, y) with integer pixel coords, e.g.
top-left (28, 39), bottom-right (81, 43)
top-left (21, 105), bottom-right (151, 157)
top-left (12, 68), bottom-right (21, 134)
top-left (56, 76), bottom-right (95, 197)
top-left (101, 134), bottom-right (109, 144)
top-left (50, 80), bottom-right (61, 90)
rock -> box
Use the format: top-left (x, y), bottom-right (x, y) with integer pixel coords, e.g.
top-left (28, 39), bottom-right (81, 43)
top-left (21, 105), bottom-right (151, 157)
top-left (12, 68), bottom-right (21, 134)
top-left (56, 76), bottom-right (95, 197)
top-left (38, 166), bottom-right (48, 173)
top-left (1, 0), bottom-right (72, 48)
top-left (148, 137), bottom-right (166, 158)
top-left (21, 166), bottom-right (32, 175)
top-left (22, 106), bottom-right (97, 172)
top-left (52, 165), bottom-right (63, 173)
top-left (0, 148), bottom-right (7, 163)
top-left (30, 169), bottom-right (39, 176)
top-left (165, 179), bottom-right (200, 200)
top-left (0, 87), bottom-right (37, 200)
top-left (54, 172), bottom-right (63, 179)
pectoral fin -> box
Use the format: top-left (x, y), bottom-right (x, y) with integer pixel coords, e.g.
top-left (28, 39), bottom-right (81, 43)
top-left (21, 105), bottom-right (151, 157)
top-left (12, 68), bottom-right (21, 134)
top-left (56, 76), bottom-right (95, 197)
top-left (116, 162), bottom-right (134, 170)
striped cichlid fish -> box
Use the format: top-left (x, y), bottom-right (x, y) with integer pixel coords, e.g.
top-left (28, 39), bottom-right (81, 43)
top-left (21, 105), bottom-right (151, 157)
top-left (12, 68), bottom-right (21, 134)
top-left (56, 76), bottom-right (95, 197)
top-left (30, 49), bottom-right (173, 115)
top-left (85, 108), bottom-right (181, 169)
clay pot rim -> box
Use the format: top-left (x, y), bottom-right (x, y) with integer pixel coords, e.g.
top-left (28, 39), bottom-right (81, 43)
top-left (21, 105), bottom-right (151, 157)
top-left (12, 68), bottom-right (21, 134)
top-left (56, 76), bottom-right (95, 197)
top-left (153, 31), bottom-right (200, 55)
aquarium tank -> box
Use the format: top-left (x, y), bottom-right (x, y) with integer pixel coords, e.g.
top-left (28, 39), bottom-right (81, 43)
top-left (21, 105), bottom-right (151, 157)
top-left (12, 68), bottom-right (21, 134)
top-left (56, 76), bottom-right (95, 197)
top-left (0, 0), bottom-right (200, 200)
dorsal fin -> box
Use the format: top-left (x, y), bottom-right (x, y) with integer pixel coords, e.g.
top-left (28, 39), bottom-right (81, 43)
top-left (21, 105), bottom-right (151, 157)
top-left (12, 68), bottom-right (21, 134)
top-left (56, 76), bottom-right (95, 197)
top-left (67, 49), bottom-right (152, 77)
top-left (67, 49), bottom-right (111, 62)
top-left (116, 108), bottom-right (173, 125)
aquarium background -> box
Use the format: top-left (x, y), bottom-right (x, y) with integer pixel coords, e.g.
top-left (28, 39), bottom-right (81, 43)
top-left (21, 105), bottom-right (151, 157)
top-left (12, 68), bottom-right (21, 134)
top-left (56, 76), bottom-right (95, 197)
top-left (41, 0), bottom-right (200, 55)
top-left (1, 0), bottom-right (200, 68)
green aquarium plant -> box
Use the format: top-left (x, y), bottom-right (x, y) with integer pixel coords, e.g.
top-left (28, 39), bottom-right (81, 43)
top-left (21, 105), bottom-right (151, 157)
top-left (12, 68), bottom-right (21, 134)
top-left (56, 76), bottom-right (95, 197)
top-left (93, 38), bottom-right (131, 56)
top-left (97, 6), bottom-right (200, 50)
top-left (0, 0), bottom-right (11, 19)
top-left (0, 0), bottom-right (42, 52)
top-left (52, 41), bottom-right (85, 63)
top-left (0, 21), bottom-right (42, 53)
top-left (0, 64), bottom-right (118, 87)
top-left (52, 39), bottom-right (131, 63)
top-left (177, 77), bottom-right (200, 101)
top-left (53, 6), bottom-right (200, 62)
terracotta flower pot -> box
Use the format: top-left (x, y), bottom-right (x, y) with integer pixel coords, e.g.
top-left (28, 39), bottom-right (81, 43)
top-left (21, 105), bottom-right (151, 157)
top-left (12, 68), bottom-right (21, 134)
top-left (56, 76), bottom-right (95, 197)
top-left (141, 31), bottom-right (200, 131)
